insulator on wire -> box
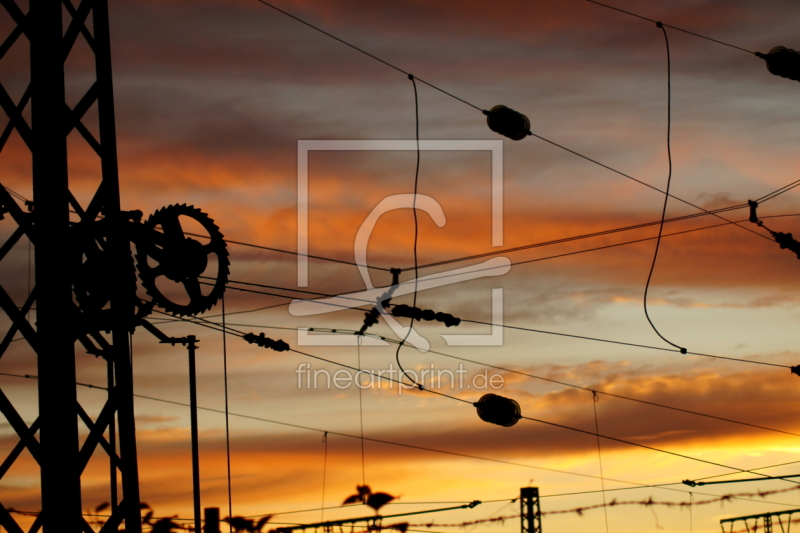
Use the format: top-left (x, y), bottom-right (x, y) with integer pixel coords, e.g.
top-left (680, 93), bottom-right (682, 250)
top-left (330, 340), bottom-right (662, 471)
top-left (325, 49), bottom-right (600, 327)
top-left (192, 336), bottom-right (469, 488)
top-left (772, 232), bottom-right (800, 259)
top-left (243, 332), bottom-right (290, 352)
top-left (390, 304), bottom-right (460, 327)
top-left (484, 105), bottom-right (530, 141)
top-left (474, 393), bottom-right (521, 427)
top-left (756, 46), bottom-right (800, 82)
top-left (748, 200), bottom-right (760, 224)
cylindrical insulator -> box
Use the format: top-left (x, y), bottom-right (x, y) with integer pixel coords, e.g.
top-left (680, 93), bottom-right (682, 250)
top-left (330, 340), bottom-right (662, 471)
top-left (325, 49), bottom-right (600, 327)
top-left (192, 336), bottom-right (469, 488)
top-left (484, 105), bottom-right (530, 141)
top-left (757, 46), bottom-right (800, 82)
top-left (475, 393), bottom-right (521, 427)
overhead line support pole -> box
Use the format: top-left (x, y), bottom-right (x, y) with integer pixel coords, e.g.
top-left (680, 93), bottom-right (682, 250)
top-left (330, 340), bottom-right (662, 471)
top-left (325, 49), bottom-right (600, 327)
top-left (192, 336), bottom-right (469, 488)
top-left (30, 0), bottom-right (81, 531)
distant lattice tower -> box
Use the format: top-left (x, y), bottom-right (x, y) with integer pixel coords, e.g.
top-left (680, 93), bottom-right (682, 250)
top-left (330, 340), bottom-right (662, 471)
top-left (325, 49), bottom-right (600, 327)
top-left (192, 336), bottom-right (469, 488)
top-left (520, 487), bottom-right (542, 533)
top-left (0, 1), bottom-right (142, 531)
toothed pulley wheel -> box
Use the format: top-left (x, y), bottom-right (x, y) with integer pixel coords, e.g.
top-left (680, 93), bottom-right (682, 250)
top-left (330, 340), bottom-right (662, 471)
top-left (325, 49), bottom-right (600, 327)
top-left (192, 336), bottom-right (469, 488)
top-left (136, 204), bottom-right (229, 316)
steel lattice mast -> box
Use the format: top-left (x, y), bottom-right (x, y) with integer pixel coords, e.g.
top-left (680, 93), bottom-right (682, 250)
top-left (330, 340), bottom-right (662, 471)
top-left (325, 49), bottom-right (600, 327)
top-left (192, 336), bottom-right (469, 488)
top-left (0, 0), bottom-right (142, 531)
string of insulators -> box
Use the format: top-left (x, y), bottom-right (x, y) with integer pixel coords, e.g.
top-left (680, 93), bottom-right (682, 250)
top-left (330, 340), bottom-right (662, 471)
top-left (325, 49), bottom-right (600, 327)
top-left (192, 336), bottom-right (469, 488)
top-left (756, 47), bottom-right (800, 82)
top-left (358, 268), bottom-right (401, 335)
top-left (243, 332), bottom-right (290, 352)
top-left (474, 393), bottom-right (521, 427)
top-left (390, 304), bottom-right (461, 327)
top-left (747, 199), bottom-right (800, 259)
top-left (772, 231), bottom-right (800, 259)
top-left (484, 105), bottom-right (530, 141)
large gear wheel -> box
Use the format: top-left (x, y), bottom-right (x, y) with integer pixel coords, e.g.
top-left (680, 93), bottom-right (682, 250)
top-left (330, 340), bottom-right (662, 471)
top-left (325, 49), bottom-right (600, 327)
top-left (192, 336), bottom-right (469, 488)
top-left (135, 204), bottom-right (229, 316)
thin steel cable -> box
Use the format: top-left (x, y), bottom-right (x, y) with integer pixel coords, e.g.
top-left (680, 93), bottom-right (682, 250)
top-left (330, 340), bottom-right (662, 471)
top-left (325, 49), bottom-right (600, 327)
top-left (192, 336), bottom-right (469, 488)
top-left (414, 203), bottom-right (747, 270)
top-left (222, 296), bottom-right (234, 533)
top-left (643, 23), bottom-right (686, 354)
top-left (356, 336), bottom-right (366, 487)
top-left (0, 370), bottom-right (781, 494)
top-left (220, 236), bottom-right (390, 272)
top-left (321, 431), bottom-right (328, 522)
top-left (461, 318), bottom-right (790, 369)
top-left (519, 415), bottom-right (796, 481)
top-left (215, 324), bottom-right (800, 439)
top-left (586, 0), bottom-right (756, 55)
top-left (757, 179), bottom-right (800, 203)
top-left (525, 129), bottom-right (771, 242)
top-left (395, 74), bottom-right (424, 390)
top-left (172, 320), bottom-right (800, 443)
top-left (252, 0), bottom-right (482, 112)
top-left (592, 391), bottom-right (610, 533)
top-left (196, 274), bottom-right (792, 372)
top-left (198, 267), bottom-right (792, 371)
top-left (250, 0), bottom-right (768, 250)
top-left (692, 458), bottom-right (800, 483)
top-left (93, 315), bottom-right (788, 483)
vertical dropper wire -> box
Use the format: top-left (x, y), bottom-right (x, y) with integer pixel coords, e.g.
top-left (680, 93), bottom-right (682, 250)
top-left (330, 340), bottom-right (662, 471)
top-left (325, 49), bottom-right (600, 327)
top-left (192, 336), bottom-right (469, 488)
top-left (321, 431), bottom-right (328, 522)
top-left (222, 296), bottom-right (234, 531)
top-left (643, 23), bottom-right (687, 354)
top-left (592, 391), bottom-right (610, 533)
top-left (357, 335), bottom-right (366, 486)
top-left (395, 74), bottom-right (423, 389)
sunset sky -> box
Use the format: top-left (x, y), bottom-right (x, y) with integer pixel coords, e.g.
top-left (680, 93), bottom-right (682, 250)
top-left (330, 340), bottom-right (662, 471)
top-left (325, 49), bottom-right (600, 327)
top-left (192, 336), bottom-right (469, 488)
top-left (3, 1), bottom-right (800, 532)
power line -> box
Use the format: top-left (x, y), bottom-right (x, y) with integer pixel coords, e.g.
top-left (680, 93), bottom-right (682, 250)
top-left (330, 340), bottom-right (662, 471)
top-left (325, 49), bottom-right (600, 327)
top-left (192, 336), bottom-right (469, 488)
top-left (90, 314), bottom-right (795, 479)
top-left (462, 318), bottom-right (790, 369)
top-left (250, 0), bottom-right (769, 248)
top-left (186, 233), bottom-right (390, 272)
top-left (519, 414), bottom-right (797, 482)
top-left (154, 319), bottom-right (800, 441)
top-left (585, 0), bottom-right (756, 55)
top-left (0, 371), bottom-right (675, 487)
top-left (414, 203), bottom-right (746, 270)
top-left (252, 0), bottom-right (482, 112)
top-left (209, 321), bottom-right (800, 437)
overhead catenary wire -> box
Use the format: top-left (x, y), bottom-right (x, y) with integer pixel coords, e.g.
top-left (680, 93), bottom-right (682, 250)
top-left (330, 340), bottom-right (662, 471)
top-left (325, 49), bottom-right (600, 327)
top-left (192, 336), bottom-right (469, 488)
top-left (7, 369), bottom-right (792, 512)
top-left (252, 0), bottom-right (482, 112)
top-left (201, 321), bottom-right (800, 439)
top-left (150, 317), bottom-right (800, 442)
top-left (201, 276), bottom-right (790, 370)
top-left (0, 372), bottom-right (671, 487)
top-left (249, 0), bottom-right (770, 248)
top-left (68, 306), bottom-right (788, 481)
top-left (586, 0), bottom-right (756, 55)
top-left (9, 324), bottom-right (771, 481)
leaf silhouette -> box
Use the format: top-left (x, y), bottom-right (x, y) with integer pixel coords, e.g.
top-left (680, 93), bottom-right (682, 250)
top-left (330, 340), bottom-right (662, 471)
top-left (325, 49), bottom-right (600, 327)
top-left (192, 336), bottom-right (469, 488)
top-left (143, 511), bottom-right (154, 525)
top-left (256, 516), bottom-right (273, 532)
top-left (225, 516), bottom-right (255, 532)
top-left (95, 502), bottom-right (111, 513)
top-left (343, 485), bottom-right (372, 505)
top-left (366, 493), bottom-right (395, 512)
top-left (150, 517), bottom-right (181, 533)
